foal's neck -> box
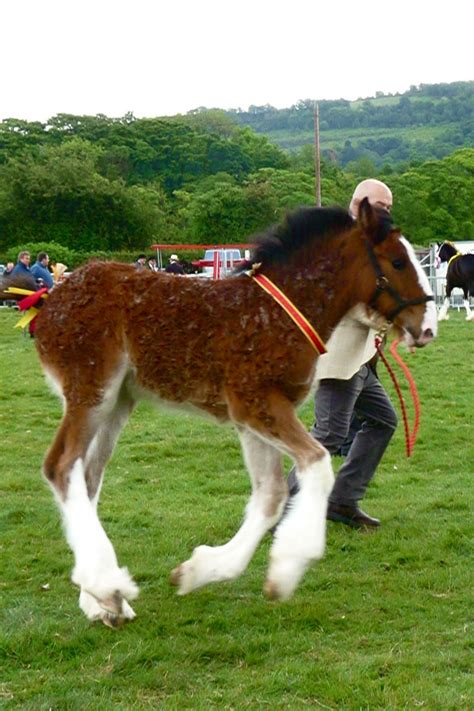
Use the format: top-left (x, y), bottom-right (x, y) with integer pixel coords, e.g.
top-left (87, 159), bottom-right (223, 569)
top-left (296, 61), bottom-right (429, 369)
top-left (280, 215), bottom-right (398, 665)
top-left (264, 235), bottom-right (362, 340)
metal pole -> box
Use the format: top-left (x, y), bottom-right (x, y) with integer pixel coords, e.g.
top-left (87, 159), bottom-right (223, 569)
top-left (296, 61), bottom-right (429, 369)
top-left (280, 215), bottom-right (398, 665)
top-left (314, 102), bottom-right (321, 207)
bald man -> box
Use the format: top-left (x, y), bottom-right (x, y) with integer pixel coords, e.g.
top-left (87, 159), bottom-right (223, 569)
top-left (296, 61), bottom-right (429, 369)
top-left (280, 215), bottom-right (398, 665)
top-left (349, 178), bottom-right (393, 215)
top-left (286, 179), bottom-right (397, 529)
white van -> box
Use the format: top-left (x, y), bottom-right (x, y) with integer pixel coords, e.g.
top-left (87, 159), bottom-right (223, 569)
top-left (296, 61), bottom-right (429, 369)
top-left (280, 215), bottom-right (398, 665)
top-left (192, 249), bottom-right (245, 278)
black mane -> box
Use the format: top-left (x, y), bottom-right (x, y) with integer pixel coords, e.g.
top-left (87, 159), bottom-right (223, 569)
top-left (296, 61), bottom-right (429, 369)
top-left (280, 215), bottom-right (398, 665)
top-left (236, 206), bottom-right (355, 271)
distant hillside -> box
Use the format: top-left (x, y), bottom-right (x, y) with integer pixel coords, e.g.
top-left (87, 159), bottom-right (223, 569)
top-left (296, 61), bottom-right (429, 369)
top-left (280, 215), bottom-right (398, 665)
top-left (224, 81), bottom-right (474, 168)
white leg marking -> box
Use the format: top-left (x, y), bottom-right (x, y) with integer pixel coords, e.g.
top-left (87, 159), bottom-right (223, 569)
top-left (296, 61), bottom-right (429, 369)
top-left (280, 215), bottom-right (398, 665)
top-left (265, 452), bottom-right (334, 600)
top-left (463, 299), bottom-right (474, 321)
top-left (58, 459), bottom-right (138, 620)
top-left (438, 296), bottom-right (450, 321)
top-left (172, 430), bottom-right (286, 595)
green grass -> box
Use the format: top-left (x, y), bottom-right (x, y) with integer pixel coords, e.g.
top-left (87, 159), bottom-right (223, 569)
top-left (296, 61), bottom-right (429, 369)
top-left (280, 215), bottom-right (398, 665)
top-left (269, 124), bottom-right (454, 152)
top-left (349, 95), bottom-right (450, 109)
top-left (0, 308), bottom-right (473, 709)
top-left (350, 96), bottom-right (403, 108)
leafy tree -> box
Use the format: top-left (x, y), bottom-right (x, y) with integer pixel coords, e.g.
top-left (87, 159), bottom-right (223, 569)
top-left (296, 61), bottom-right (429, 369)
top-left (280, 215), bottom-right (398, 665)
top-left (0, 138), bottom-right (170, 251)
top-left (178, 173), bottom-right (275, 244)
top-left (6, 241), bottom-right (77, 268)
top-left (390, 148), bottom-right (474, 244)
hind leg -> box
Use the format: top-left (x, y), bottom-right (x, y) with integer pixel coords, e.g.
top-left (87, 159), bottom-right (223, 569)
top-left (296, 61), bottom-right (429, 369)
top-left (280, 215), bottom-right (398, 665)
top-left (44, 386), bottom-right (138, 626)
top-left (171, 428), bottom-right (287, 594)
top-left (78, 386), bottom-right (138, 625)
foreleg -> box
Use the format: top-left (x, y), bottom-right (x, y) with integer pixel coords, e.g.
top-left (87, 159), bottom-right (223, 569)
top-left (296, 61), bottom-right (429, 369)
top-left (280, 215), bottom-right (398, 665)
top-left (171, 428), bottom-right (286, 594)
top-left (235, 391), bottom-right (334, 601)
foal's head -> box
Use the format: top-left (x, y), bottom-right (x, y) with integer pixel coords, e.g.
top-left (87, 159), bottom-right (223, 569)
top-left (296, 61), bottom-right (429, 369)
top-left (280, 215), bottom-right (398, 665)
top-left (353, 198), bottom-right (437, 347)
top-left (239, 201), bottom-right (436, 348)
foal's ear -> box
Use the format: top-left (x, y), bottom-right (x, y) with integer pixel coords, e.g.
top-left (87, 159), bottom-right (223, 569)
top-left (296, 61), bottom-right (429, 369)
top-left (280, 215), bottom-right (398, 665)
top-left (357, 197), bottom-right (379, 241)
top-left (357, 197), bottom-right (392, 245)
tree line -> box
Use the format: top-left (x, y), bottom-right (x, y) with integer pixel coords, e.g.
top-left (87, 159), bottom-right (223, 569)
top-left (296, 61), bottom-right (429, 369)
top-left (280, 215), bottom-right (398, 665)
top-left (228, 81), bottom-right (474, 167)
top-left (0, 103), bottom-right (473, 265)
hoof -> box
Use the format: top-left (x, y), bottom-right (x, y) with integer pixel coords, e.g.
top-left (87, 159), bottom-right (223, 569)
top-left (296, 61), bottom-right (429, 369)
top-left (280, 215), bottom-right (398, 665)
top-left (101, 610), bottom-right (126, 629)
top-left (170, 565), bottom-right (183, 587)
top-left (98, 593), bottom-right (136, 628)
top-left (101, 590), bottom-right (126, 615)
top-left (169, 561), bottom-right (197, 595)
top-left (80, 588), bottom-right (136, 627)
top-left (263, 580), bottom-right (281, 600)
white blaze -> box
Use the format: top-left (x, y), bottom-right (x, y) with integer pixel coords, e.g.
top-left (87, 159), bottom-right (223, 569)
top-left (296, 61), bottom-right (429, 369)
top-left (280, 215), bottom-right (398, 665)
top-left (401, 237), bottom-right (438, 338)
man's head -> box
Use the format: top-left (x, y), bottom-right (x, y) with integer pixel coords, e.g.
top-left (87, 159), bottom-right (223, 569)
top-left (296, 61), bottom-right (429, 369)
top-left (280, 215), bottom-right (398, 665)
top-left (37, 251), bottom-right (49, 266)
top-left (170, 254), bottom-right (179, 263)
top-left (18, 250), bottom-right (31, 266)
top-left (349, 179), bottom-right (392, 218)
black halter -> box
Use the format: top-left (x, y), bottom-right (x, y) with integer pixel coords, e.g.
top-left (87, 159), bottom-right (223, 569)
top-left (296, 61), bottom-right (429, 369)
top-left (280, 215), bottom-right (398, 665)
top-left (365, 240), bottom-right (434, 321)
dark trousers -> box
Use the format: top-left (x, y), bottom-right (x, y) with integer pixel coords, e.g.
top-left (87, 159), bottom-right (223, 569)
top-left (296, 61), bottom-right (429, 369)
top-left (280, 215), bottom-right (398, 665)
top-left (288, 364), bottom-right (397, 506)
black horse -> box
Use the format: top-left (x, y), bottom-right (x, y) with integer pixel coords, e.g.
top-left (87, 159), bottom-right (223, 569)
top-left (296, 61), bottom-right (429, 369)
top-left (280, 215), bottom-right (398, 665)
top-left (437, 241), bottom-right (474, 321)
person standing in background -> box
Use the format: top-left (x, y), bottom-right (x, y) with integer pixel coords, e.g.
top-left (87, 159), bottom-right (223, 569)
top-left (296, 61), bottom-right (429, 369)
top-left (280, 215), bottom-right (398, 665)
top-left (11, 251), bottom-right (31, 278)
top-left (30, 251), bottom-right (54, 289)
top-left (165, 254), bottom-right (184, 275)
top-left (135, 254), bottom-right (147, 270)
top-left (285, 179), bottom-right (397, 529)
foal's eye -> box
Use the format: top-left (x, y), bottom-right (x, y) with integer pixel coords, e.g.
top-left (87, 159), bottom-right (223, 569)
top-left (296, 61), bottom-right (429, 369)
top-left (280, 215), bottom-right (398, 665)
top-left (391, 258), bottom-right (406, 270)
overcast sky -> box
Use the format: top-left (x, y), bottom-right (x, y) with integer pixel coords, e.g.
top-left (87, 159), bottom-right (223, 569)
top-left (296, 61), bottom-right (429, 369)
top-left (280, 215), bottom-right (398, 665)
top-left (2, 0), bottom-right (472, 122)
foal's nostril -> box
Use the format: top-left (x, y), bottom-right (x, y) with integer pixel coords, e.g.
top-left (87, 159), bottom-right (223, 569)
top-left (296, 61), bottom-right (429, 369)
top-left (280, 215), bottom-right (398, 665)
top-left (423, 328), bottom-right (434, 342)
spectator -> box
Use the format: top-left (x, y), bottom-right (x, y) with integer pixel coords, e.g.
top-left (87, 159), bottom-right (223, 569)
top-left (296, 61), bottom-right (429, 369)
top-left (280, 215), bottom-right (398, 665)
top-left (30, 251), bottom-right (54, 289)
top-left (11, 251), bottom-right (31, 277)
top-left (135, 254), bottom-right (147, 270)
top-left (165, 254), bottom-right (184, 275)
top-left (147, 257), bottom-right (158, 272)
top-left (4, 261), bottom-right (14, 276)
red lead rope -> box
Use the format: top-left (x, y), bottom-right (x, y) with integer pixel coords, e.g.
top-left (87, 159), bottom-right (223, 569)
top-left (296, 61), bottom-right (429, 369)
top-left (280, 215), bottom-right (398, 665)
top-left (374, 337), bottom-right (421, 457)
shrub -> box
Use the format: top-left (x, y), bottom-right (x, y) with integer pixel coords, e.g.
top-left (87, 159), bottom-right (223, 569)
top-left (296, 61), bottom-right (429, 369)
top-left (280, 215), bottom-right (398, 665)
top-left (5, 241), bottom-right (78, 269)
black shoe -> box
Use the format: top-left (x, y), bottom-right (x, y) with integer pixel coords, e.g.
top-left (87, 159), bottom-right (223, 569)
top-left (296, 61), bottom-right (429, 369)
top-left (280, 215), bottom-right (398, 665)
top-left (327, 503), bottom-right (380, 529)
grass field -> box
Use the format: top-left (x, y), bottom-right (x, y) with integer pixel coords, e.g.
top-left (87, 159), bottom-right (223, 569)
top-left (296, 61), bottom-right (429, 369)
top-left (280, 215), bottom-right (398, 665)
top-left (268, 124), bottom-right (453, 153)
top-left (349, 96), bottom-right (448, 109)
top-left (0, 307), bottom-right (473, 710)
